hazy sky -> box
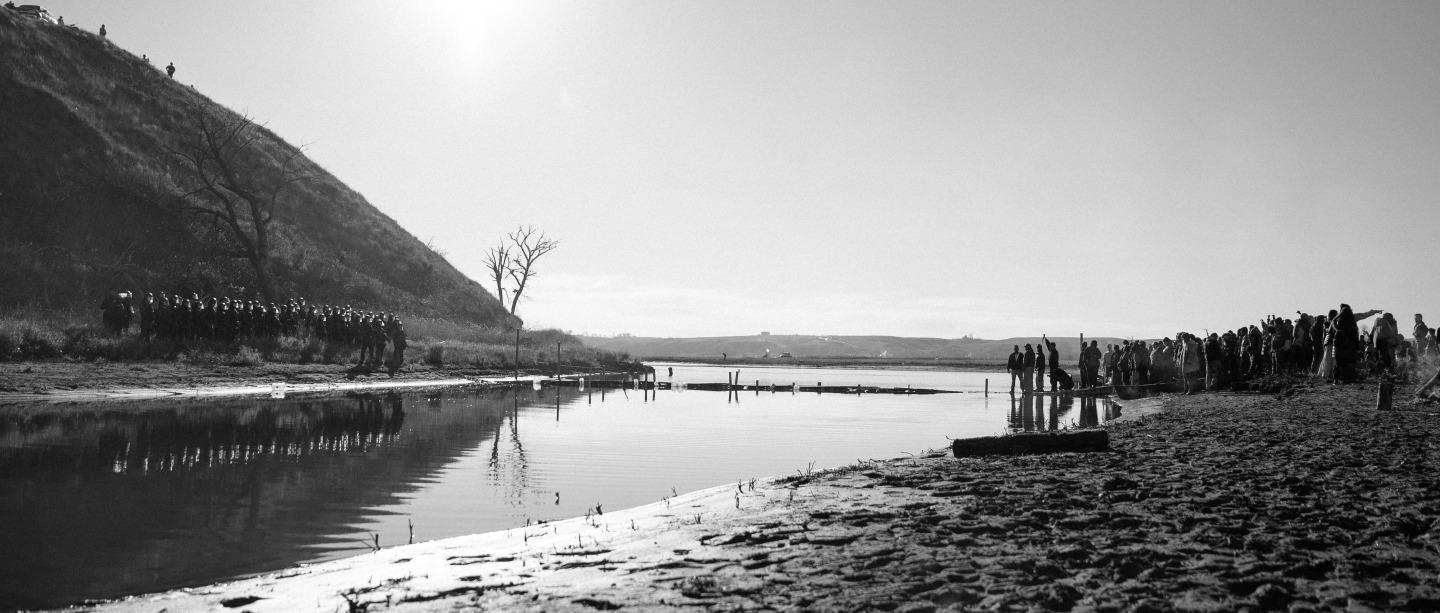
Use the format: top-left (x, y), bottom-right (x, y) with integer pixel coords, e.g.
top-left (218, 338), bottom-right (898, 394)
top-left (46, 1), bottom-right (1440, 339)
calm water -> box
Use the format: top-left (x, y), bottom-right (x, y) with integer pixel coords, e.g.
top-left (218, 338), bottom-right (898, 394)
top-left (0, 364), bottom-right (1121, 610)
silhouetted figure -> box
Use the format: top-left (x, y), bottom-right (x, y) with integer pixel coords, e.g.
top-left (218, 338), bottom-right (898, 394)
top-left (99, 24), bottom-right (106, 37)
top-left (1034, 342), bottom-right (1046, 391)
top-left (1334, 304), bottom-right (1360, 382)
top-left (1007, 345), bottom-right (1022, 393)
top-left (166, 62), bottom-right (175, 78)
top-left (1021, 344), bottom-right (1035, 393)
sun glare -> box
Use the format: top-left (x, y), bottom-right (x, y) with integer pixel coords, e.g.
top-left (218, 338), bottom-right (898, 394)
top-left (433, 0), bottom-right (531, 67)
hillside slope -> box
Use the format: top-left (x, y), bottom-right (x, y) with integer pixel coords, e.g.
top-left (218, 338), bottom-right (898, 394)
top-left (579, 334), bottom-right (1140, 362)
top-left (0, 11), bottom-right (515, 326)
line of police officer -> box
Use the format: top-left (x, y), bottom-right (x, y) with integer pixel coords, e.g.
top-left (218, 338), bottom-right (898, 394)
top-left (100, 291), bottom-right (407, 367)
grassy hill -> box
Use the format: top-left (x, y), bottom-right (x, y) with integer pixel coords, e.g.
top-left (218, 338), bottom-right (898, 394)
top-left (0, 10), bottom-right (514, 326)
top-left (579, 334), bottom-right (1140, 364)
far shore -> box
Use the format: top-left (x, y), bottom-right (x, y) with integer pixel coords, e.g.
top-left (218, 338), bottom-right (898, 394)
top-left (75, 380), bottom-right (1440, 612)
top-left (646, 356), bottom-right (1009, 371)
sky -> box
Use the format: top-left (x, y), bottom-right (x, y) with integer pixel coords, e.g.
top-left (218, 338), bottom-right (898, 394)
top-left (43, 1), bottom-right (1440, 339)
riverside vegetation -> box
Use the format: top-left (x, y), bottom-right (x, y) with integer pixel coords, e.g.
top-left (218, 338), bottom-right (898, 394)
top-left (0, 307), bottom-right (638, 383)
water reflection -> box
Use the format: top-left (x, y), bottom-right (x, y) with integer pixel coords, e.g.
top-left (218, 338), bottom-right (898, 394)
top-left (0, 390), bottom-right (515, 611)
top-left (1006, 393), bottom-right (1110, 432)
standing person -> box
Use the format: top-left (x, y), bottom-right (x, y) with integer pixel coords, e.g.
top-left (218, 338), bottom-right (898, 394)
top-left (99, 24), bottom-right (106, 37)
top-left (138, 292), bottom-right (155, 340)
top-left (357, 316), bottom-right (373, 365)
top-left (375, 317), bottom-right (391, 366)
top-left (1294, 314), bottom-right (1313, 375)
top-left (1034, 341), bottom-right (1047, 392)
top-left (1083, 340), bottom-right (1102, 388)
top-left (1007, 345), bottom-right (1023, 393)
top-left (1116, 341), bottom-right (1132, 386)
top-left (1204, 333), bottom-right (1224, 390)
top-left (1021, 344), bottom-right (1036, 393)
top-left (166, 62), bottom-right (175, 78)
top-left (1334, 305), bottom-right (1361, 382)
top-left (1373, 313), bottom-right (1398, 373)
top-left (388, 320), bottom-right (407, 372)
top-left (1134, 340), bottom-right (1151, 384)
top-left (1181, 334), bottom-right (1203, 393)
top-left (1043, 336), bottom-right (1061, 392)
top-left (1312, 314), bottom-right (1330, 374)
top-left (1413, 314), bottom-right (1429, 357)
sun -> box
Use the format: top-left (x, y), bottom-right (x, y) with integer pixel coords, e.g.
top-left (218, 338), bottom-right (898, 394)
top-left (432, 0), bottom-right (531, 66)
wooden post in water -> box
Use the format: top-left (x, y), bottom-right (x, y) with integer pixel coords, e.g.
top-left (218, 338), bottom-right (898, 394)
top-left (555, 342), bottom-right (561, 382)
top-left (985, 379), bottom-right (988, 397)
top-left (514, 328), bottom-right (521, 382)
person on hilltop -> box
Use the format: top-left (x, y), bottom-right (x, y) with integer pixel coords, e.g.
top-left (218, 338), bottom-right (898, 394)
top-left (99, 24), bottom-right (106, 37)
top-left (166, 62), bottom-right (175, 78)
top-left (1007, 345), bottom-right (1023, 393)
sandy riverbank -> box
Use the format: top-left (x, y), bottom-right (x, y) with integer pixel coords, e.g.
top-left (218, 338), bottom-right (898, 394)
top-left (59, 381), bottom-right (1440, 612)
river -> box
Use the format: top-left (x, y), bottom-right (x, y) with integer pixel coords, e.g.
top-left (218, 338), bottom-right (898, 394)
top-left (0, 363), bottom-right (1122, 610)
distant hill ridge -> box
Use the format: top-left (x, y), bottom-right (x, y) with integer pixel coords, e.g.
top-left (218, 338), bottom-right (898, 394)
top-left (0, 11), bottom-right (515, 326)
top-left (580, 334), bottom-right (1139, 362)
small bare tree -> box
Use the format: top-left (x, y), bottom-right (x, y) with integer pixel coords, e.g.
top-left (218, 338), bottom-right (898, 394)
top-left (165, 102), bottom-right (310, 303)
top-left (482, 244), bottom-right (511, 308)
top-left (485, 226), bottom-right (558, 317)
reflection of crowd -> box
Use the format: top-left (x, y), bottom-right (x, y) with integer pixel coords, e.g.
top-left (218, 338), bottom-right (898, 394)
top-left (99, 291), bottom-right (408, 367)
top-left (1008, 304), bottom-right (1439, 394)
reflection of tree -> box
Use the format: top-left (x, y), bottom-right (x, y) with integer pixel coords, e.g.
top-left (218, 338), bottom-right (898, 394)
top-left (486, 389), bottom-right (531, 505)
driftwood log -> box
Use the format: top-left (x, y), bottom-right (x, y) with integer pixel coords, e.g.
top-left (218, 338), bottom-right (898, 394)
top-left (951, 430), bottom-right (1110, 457)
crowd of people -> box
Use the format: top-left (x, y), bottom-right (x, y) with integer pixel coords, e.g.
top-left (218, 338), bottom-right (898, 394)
top-left (99, 291), bottom-right (407, 367)
top-left (1006, 304), bottom-right (1439, 395)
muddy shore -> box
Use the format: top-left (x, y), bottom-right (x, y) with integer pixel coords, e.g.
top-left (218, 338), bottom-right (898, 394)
top-left (62, 380), bottom-right (1440, 613)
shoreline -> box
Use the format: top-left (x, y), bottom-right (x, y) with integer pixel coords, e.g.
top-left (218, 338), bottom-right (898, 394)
top-left (70, 380), bottom-right (1440, 612)
top-left (0, 361), bottom-right (623, 406)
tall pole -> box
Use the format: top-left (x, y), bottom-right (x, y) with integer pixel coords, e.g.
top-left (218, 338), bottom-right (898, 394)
top-left (514, 328), bottom-right (520, 381)
top-left (556, 341), bottom-right (561, 381)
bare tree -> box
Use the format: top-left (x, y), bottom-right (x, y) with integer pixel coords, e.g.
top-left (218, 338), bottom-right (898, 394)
top-left (485, 226), bottom-right (558, 317)
top-left (482, 244), bottom-right (511, 308)
top-left (165, 102), bottom-right (310, 303)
